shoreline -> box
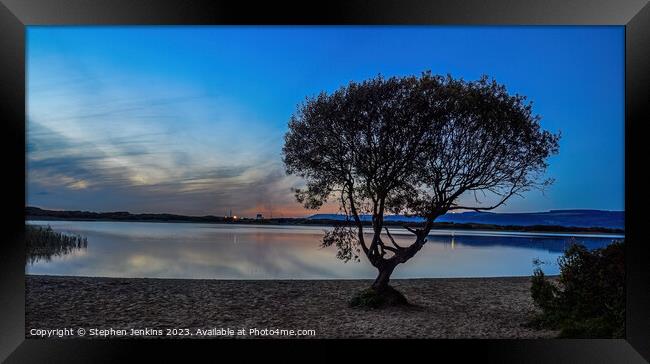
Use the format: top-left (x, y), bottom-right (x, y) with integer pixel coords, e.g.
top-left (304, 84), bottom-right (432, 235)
top-left (26, 218), bottom-right (625, 237)
top-left (26, 274), bottom-right (558, 339)
top-left (25, 273), bottom-right (553, 281)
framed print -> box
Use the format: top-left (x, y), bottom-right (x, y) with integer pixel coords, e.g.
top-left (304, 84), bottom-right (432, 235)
top-left (1, 0), bottom-right (648, 362)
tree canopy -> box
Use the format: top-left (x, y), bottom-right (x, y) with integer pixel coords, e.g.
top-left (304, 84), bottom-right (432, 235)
top-left (283, 72), bottom-right (560, 294)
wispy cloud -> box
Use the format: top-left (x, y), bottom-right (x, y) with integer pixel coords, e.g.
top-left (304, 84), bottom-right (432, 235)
top-left (26, 46), bottom-right (327, 217)
top-left (26, 26), bottom-right (624, 214)
top-left (27, 114), bottom-right (322, 216)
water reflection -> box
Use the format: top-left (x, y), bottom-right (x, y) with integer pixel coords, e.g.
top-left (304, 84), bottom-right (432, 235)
top-left (26, 225), bottom-right (88, 265)
top-left (25, 221), bottom-right (622, 279)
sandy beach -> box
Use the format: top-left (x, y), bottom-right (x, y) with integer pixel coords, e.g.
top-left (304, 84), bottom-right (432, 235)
top-left (25, 275), bottom-right (557, 339)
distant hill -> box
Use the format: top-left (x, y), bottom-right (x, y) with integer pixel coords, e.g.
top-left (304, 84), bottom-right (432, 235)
top-left (26, 206), bottom-right (624, 234)
top-left (26, 206), bottom-right (222, 224)
top-left (308, 209), bottom-right (625, 230)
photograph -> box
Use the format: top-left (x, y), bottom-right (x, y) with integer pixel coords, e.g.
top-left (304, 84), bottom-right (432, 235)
top-left (24, 25), bottom-right (625, 339)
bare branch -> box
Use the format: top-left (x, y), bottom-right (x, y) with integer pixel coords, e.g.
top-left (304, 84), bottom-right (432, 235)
top-left (402, 225), bottom-right (418, 235)
top-left (382, 245), bottom-right (398, 253)
top-left (383, 226), bottom-right (405, 249)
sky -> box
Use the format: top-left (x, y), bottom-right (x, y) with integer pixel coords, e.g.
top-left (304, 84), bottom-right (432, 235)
top-left (26, 26), bottom-right (625, 217)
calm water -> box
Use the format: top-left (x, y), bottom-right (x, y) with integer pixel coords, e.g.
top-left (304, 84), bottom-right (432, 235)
top-left (26, 220), bottom-right (623, 279)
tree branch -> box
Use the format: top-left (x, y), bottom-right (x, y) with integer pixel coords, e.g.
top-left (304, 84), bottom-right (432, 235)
top-left (345, 183), bottom-right (369, 255)
top-left (402, 225), bottom-right (418, 235)
top-left (448, 180), bottom-right (523, 212)
top-left (382, 245), bottom-right (398, 253)
top-left (383, 226), bottom-right (404, 249)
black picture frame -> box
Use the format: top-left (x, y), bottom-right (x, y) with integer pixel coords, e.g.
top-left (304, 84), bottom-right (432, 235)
top-left (1, 0), bottom-right (648, 362)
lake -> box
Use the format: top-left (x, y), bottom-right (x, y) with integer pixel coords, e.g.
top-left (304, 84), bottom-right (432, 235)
top-left (25, 220), bottom-right (623, 279)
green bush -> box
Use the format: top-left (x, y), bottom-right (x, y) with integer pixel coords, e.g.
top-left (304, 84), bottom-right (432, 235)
top-left (529, 240), bottom-right (624, 338)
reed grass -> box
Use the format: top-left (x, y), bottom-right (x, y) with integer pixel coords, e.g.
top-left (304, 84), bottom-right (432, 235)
top-left (26, 225), bottom-right (87, 264)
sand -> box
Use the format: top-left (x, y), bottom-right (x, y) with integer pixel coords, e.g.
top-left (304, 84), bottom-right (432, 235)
top-left (25, 275), bottom-right (558, 339)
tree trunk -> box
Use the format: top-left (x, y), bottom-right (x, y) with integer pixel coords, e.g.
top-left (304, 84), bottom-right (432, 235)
top-left (371, 264), bottom-right (395, 292)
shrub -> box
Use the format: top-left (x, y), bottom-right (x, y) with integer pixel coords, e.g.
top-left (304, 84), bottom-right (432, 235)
top-left (349, 286), bottom-right (409, 309)
top-left (529, 240), bottom-right (624, 338)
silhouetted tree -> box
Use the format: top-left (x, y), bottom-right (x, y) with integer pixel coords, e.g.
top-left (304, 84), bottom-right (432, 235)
top-left (283, 72), bottom-right (560, 302)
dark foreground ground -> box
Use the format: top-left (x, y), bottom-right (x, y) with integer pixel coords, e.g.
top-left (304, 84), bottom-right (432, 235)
top-left (26, 275), bottom-right (557, 339)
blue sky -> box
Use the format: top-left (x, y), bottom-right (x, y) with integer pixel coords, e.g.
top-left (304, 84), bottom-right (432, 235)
top-left (26, 26), bottom-right (624, 217)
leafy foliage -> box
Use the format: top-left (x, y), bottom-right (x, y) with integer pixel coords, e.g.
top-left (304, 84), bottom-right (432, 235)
top-left (529, 240), bottom-right (625, 338)
top-left (322, 225), bottom-right (361, 262)
top-left (283, 71), bottom-right (559, 293)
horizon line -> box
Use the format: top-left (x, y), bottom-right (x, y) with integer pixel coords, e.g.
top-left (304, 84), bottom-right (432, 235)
top-left (25, 205), bottom-right (626, 219)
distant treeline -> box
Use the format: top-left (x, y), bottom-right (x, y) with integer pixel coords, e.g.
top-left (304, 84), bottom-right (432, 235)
top-left (25, 206), bottom-right (623, 234)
